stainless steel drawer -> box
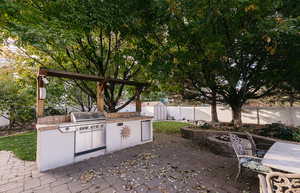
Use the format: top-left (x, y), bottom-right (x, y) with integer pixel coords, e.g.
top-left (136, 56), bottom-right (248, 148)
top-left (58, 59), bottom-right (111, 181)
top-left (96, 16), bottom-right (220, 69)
top-left (141, 120), bottom-right (151, 141)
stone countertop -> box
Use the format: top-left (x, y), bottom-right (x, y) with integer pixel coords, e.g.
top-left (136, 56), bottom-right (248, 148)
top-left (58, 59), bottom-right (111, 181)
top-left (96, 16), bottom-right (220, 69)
top-left (36, 116), bottom-right (153, 131)
top-left (105, 116), bottom-right (153, 123)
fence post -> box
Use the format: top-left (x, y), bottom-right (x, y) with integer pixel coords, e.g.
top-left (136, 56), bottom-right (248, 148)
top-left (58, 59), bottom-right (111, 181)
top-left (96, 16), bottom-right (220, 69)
top-left (256, 107), bottom-right (260, 125)
top-left (289, 107), bottom-right (294, 126)
top-left (179, 105), bottom-right (181, 120)
top-left (193, 105), bottom-right (196, 121)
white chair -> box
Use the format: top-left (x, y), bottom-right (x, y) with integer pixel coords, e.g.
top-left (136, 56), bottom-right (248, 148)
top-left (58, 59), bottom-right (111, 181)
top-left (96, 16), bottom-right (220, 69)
top-left (229, 133), bottom-right (272, 181)
top-left (258, 172), bottom-right (300, 193)
top-left (246, 132), bottom-right (268, 157)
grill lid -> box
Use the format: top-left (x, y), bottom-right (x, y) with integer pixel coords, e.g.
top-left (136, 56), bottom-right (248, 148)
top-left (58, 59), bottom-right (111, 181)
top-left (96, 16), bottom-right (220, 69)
top-left (71, 112), bottom-right (105, 122)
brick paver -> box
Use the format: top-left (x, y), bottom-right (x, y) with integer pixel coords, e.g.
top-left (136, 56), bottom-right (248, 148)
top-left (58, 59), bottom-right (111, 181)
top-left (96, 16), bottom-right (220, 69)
top-left (0, 134), bottom-right (258, 193)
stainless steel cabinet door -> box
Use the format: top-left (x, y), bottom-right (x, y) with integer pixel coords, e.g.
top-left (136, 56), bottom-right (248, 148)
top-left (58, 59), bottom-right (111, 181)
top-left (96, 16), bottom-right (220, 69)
top-left (75, 128), bottom-right (92, 153)
top-left (92, 126), bottom-right (106, 149)
top-left (121, 121), bottom-right (141, 147)
top-left (105, 123), bottom-right (121, 152)
top-left (141, 121), bottom-right (151, 141)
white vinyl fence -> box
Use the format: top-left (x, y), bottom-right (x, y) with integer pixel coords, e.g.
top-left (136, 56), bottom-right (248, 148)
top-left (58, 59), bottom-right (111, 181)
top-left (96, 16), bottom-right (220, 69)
top-left (1, 103), bottom-right (299, 127)
top-left (120, 102), bottom-right (167, 120)
top-left (166, 105), bottom-right (300, 126)
top-left (0, 116), bottom-right (9, 127)
top-left (115, 103), bottom-right (300, 126)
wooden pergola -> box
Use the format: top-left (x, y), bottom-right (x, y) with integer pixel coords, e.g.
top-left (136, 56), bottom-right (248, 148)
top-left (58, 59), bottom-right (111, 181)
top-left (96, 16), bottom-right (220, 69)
top-left (36, 68), bottom-right (149, 117)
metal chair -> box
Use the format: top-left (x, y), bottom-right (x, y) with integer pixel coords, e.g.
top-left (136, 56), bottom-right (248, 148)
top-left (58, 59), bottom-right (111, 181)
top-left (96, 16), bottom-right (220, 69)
top-left (258, 172), bottom-right (300, 193)
top-left (229, 133), bottom-right (272, 181)
top-left (246, 132), bottom-right (268, 158)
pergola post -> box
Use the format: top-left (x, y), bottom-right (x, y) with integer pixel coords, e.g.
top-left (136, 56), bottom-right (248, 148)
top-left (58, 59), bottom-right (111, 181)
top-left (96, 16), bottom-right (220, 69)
top-left (36, 76), bottom-right (45, 117)
top-left (96, 82), bottom-right (105, 112)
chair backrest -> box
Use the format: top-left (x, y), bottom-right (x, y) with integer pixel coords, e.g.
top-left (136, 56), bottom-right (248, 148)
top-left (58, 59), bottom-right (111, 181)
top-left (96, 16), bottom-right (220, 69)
top-left (229, 133), bottom-right (246, 157)
top-left (266, 172), bottom-right (300, 193)
top-left (246, 132), bottom-right (257, 155)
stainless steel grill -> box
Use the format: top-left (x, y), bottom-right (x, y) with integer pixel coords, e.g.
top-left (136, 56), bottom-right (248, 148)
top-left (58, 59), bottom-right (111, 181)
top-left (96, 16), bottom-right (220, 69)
top-left (71, 112), bottom-right (105, 122)
top-left (59, 112), bottom-right (106, 156)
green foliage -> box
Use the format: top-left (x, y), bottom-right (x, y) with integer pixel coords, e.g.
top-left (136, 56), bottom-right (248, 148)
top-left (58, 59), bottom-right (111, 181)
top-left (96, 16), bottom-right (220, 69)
top-left (143, 90), bottom-right (168, 102)
top-left (1, 0), bottom-right (299, 117)
top-left (44, 107), bottom-right (66, 116)
top-left (150, 0), bottom-right (300, 125)
top-left (0, 131), bottom-right (36, 161)
top-left (153, 121), bottom-right (191, 134)
top-left (293, 132), bottom-right (300, 142)
top-left (0, 71), bottom-right (35, 128)
top-left (259, 123), bottom-right (300, 142)
top-left (266, 83), bottom-right (300, 107)
top-left (0, 0), bottom-right (159, 112)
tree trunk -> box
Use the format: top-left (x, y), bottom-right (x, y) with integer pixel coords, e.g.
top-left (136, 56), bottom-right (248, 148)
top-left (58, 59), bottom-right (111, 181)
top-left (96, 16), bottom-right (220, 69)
top-left (231, 105), bottom-right (242, 127)
top-left (289, 94), bottom-right (294, 107)
top-left (211, 93), bottom-right (219, 123)
top-left (8, 106), bottom-right (14, 129)
top-left (107, 103), bottom-right (118, 113)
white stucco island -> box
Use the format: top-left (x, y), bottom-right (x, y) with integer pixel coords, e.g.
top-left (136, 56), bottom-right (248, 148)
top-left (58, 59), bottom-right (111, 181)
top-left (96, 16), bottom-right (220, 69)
top-left (36, 115), bottom-right (153, 171)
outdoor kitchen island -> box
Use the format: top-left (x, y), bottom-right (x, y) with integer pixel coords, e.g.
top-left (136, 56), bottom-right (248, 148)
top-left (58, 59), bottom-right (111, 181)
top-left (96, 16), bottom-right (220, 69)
top-left (35, 68), bottom-right (153, 171)
top-left (36, 113), bottom-right (153, 171)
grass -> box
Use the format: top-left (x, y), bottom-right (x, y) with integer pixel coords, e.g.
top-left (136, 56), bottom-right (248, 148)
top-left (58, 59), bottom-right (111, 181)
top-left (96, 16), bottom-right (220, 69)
top-left (153, 121), bottom-right (191, 134)
top-left (0, 131), bottom-right (36, 161)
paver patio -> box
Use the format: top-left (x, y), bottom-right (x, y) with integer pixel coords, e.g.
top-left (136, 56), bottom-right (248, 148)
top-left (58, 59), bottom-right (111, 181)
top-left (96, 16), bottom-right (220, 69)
top-left (0, 133), bottom-right (258, 193)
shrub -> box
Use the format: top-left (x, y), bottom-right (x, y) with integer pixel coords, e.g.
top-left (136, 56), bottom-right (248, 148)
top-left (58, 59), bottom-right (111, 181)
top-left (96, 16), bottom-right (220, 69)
top-left (259, 123), bottom-right (300, 142)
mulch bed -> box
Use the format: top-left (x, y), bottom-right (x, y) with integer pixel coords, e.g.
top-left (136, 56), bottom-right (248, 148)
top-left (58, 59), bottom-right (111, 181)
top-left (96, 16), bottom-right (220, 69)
top-left (193, 122), bottom-right (266, 134)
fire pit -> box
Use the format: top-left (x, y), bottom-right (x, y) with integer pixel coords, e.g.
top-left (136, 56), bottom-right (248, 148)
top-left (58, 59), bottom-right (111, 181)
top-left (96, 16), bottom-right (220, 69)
top-left (207, 134), bottom-right (252, 157)
top-left (215, 134), bottom-right (230, 142)
top-left (206, 135), bottom-right (235, 157)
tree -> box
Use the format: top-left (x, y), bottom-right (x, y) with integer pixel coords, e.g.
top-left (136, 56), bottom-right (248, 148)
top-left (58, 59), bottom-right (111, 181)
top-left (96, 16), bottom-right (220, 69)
top-left (275, 15), bottom-right (300, 101)
top-left (151, 0), bottom-right (300, 126)
top-left (182, 73), bottom-right (221, 123)
top-left (0, 0), bottom-right (156, 112)
top-left (0, 68), bottom-right (35, 128)
top-left (160, 65), bottom-right (221, 123)
top-left (267, 83), bottom-right (300, 107)
top-left (0, 39), bottom-right (99, 116)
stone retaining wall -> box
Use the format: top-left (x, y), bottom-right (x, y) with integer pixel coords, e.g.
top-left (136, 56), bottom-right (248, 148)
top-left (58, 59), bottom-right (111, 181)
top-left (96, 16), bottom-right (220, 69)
top-left (181, 127), bottom-right (277, 157)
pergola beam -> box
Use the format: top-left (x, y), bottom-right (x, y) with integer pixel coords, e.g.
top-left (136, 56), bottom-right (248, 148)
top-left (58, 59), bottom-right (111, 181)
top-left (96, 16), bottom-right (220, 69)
top-left (38, 68), bottom-right (149, 87)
